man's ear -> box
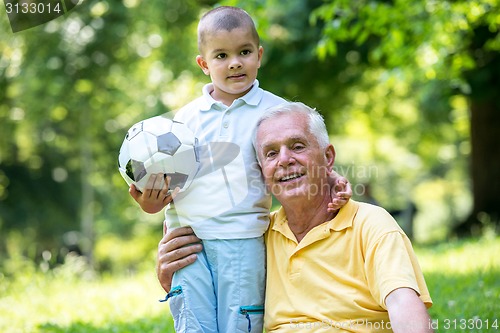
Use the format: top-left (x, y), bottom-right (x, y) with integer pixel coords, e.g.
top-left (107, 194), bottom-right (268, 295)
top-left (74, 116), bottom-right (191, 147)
top-left (325, 144), bottom-right (336, 171)
top-left (196, 55), bottom-right (210, 75)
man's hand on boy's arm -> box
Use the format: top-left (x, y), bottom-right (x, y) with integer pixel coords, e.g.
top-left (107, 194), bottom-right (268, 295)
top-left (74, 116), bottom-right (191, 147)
top-left (327, 171), bottom-right (352, 213)
top-left (157, 226), bottom-right (202, 292)
top-left (129, 174), bottom-right (179, 214)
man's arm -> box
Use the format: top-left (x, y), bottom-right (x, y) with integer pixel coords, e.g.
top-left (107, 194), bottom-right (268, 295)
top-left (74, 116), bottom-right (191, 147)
top-left (386, 287), bottom-right (433, 333)
top-left (156, 226), bottom-right (202, 292)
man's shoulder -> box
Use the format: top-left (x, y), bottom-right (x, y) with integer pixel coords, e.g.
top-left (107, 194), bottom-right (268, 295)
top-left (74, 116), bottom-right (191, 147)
top-left (353, 201), bottom-right (403, 234)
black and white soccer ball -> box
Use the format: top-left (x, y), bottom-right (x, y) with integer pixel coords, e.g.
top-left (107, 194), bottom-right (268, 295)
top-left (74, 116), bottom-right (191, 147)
top-left (118, 115), bottom-right (200, 193)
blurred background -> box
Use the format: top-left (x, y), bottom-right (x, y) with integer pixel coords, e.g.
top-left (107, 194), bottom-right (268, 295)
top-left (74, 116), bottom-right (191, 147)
top-left (0, 0), bottom-right (499, 331)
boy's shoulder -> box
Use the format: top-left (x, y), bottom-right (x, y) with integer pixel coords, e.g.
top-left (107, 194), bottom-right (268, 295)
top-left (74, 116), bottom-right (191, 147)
top-left (255, 88), bottom-right (287, 109)
top-left (174, 82), bottom-right (286, 119)
top-left (174, 95), bottom-right (207, 119)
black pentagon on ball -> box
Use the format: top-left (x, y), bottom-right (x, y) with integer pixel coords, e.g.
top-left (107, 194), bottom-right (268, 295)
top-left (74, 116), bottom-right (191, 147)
top-left (166, 172), bottom-right (189, 189)
top-left (126, 159), bottom-right (147, 182)
top-left (157, 132), bottom-right (182, 155)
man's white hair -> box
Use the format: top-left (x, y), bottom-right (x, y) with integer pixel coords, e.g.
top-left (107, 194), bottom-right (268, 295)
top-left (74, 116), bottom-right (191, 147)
top-left (254, 101), bottom-right (330, 149)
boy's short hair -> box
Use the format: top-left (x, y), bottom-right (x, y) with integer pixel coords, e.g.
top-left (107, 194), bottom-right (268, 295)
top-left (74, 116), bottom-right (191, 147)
top-left (198, 6), bottom-right (260, 54)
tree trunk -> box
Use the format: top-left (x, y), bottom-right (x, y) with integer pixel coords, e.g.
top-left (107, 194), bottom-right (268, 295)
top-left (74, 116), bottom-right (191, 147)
top-left (458, 99), bottom-right (500, 235)
top-left (454, 24), bottom-right (500, 236)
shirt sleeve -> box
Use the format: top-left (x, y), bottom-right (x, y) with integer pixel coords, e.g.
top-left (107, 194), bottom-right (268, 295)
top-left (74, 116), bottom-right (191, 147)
top-left (364, 231), bottom-right (432, 309)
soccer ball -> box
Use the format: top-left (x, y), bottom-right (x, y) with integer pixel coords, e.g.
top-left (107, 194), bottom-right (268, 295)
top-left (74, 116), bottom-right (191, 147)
top-left (118, 115), bottom-right (200, 193)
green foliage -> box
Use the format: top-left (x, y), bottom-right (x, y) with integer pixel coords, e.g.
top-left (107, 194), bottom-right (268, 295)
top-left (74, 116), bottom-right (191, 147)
top-left (94, 226), bottom-right (161, 273)
top-left (0, 0), bottom-right (204, 260)
top-left (311, 0), bottom-right (500, 78)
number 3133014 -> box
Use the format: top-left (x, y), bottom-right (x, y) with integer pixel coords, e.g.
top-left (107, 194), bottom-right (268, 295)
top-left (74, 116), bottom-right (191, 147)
top-left (6, 2), bottom-right (62, 14)
top-left (443, 318), bottom-right (498, 330)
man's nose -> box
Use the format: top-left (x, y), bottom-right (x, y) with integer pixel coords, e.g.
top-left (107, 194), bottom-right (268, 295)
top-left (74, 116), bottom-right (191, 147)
top-left (277, 148), bottom-right (295, 167)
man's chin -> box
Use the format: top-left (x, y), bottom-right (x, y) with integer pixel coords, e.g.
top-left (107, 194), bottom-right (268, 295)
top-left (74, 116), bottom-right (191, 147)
top-left (272, 187), bottom-right (308, 203)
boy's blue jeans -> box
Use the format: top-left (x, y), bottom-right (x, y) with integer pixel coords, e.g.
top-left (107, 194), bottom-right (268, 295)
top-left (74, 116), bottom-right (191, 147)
top-left (167, 236), bottom-right (266, 333)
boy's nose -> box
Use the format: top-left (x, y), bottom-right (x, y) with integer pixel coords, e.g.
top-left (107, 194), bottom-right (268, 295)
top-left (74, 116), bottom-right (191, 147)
top-left (229, 58), bottom-right (243, 69)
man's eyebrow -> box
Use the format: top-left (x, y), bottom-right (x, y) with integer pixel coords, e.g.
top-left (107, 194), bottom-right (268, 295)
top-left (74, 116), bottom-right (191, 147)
top-left (259, 136), bottom-right (306, 150)
top-left (259, 142), bottom-right (274, 151)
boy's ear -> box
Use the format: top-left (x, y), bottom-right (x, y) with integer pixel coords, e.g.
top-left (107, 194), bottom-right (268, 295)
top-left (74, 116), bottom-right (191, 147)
top-left (196, 55), bottom-right (210, 75)
top-left (257, 46), bottom-right (264, 68)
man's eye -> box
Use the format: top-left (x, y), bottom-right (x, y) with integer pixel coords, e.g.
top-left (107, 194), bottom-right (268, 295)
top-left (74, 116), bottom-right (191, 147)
top-left (266, 151), bottom-right (277, 158)
top-left (293, 145), bottom-right (305, 151)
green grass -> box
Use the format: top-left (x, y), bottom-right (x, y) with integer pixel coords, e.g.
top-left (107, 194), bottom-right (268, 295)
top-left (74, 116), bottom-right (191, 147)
top-left (416, 236), bottom-right (500, 332)
top-left (0, 255), bottom-right (175, 333)
top-left (1, 237), bottom-right (499, 332)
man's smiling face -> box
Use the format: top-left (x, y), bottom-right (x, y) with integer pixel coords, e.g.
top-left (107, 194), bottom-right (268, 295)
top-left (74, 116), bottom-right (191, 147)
top-left (256, 112), bottom-right (335, 204)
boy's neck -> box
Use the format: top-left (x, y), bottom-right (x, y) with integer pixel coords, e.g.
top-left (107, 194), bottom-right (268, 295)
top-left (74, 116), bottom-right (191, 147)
top-left (211, 91), bottom-right (236, 107)
top-left (209, 83), bottom-right (254, 107)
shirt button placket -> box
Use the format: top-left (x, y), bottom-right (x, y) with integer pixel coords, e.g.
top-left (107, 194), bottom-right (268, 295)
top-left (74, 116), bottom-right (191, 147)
top-left (221, 110), bottom-right (230, 136)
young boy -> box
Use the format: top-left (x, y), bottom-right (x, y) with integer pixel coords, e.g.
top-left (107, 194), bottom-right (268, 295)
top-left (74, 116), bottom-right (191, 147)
top-left (129, 6), bottom-right (349, 333)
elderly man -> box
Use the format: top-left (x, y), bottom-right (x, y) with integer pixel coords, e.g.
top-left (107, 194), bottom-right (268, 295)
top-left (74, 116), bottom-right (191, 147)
top-left (157, 102), bottom-right (433, 332)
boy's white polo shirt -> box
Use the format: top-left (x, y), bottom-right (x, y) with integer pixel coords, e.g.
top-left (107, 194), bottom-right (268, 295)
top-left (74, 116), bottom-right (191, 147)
top-left (165, 80), bottom-right (286, 240)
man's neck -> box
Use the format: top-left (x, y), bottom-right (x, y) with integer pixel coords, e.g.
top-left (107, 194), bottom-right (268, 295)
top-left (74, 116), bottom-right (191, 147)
top-left (282, 194), bottom-right (337, 243)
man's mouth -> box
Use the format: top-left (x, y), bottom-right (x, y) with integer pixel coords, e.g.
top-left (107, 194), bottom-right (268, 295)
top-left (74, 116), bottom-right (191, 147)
top-left (278, 173), bottom-right (304, 182)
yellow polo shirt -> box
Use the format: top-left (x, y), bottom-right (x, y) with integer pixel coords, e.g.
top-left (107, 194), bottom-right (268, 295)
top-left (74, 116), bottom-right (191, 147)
top-left (264, 200), bottom-right (432, 332)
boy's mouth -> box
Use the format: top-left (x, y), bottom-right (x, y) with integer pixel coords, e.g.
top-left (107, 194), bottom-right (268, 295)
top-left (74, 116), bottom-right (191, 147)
top-left (228, 73), bottom-right (246, 79)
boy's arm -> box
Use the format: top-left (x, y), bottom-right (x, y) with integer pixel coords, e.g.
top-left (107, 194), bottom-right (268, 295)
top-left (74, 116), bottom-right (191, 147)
top-left (327, 170), bottom-right (352, 212)
top-left (129, 174), bottom-right (179, 214)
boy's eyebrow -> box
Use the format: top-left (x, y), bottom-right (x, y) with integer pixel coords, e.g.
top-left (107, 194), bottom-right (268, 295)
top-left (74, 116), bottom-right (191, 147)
top-left (210, 43), bottom-right (256, 54)
top-left (210, 48), bottom-right (227, 54)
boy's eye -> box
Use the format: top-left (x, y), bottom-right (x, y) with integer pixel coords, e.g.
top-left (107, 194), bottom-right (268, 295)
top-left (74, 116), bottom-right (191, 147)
top-left (241, 50), bottom-right (251, 56)
top-left (216, 53), bottom-right (227, 59)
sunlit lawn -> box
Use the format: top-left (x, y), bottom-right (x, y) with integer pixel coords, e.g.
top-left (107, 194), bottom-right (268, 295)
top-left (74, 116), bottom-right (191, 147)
top-left (1, 237), bottom-right (499, 333)
top-left (417, 236), bottom-right (500, 332)
top-left (0, 255), bottom-right (175, 333)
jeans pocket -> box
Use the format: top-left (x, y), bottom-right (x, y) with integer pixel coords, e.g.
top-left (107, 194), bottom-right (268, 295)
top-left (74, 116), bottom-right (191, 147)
top-left (239, 305), bottom-right (264, 333)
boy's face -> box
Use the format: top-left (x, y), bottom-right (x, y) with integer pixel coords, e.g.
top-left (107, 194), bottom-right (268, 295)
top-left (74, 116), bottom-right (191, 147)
top-left (196, 27), bottom-right (263, 105)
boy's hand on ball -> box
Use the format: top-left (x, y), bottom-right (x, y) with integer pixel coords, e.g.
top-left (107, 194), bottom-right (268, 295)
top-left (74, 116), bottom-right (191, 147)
top-left (129, 174), bottom-right (179, 214)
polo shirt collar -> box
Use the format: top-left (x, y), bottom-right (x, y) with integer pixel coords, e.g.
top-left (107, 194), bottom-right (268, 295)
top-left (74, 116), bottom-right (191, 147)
top-left (271, 200), bottom-right (359, 237)
top-left (199, 80), bottom-right (263, 111)
top-left (271, 207), bottom-right (297, 242)
top-left (326, 199), bottom-right (358, 231)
